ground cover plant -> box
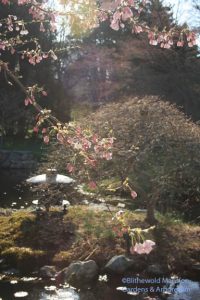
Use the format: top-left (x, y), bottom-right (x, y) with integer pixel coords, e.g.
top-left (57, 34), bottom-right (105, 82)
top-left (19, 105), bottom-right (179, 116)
top-left (0, 207), bottom-right (199, 276)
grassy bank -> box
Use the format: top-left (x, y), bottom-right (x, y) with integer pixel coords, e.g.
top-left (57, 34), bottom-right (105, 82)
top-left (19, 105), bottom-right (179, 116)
top-left (0, 207), bottom-right (199, 275)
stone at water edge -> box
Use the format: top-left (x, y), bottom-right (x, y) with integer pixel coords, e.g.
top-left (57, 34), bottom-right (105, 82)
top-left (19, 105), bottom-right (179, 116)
top-left (104, 255), bottom-right (135, 274)
top-left (147, 264), bottom-right (169, 276)
top-left (191, 264), bottom-right (200, 272)
top-left (79, 291), bottom-right (96, 300)
top-left (62, 260), bottom-right (99, 289)
top-left (14, 291), bottom-right (28, 298)
top-left (2, 268), bottom-right (20, 275)
top-left (40, 265), bottom-right (57, 278)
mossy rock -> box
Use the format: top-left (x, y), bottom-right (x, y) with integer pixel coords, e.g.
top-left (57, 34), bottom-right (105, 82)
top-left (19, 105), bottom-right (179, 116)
top-left (2, 247), bottom-right (47, 273)
top-left (53, 251), bottom-right (74, 268)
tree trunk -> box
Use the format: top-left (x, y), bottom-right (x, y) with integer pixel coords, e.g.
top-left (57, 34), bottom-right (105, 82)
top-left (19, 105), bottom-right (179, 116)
top-left (146, 197), bottom-right (158, 225)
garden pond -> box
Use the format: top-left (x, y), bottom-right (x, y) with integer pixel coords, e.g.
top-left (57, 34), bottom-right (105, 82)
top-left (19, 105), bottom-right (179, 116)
top-left (0, 170), bottom-right (200, 300)
top-left (0, 275), bottom-right (199, 300)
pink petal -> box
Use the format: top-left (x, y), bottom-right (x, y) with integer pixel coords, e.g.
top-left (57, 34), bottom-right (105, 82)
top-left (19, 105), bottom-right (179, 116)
top-left (131, 190), bottom-right (137, 199)
top-left (88, 181), bottom-right (97, 190)
top-left (43, 135), bottom-right (49, 144)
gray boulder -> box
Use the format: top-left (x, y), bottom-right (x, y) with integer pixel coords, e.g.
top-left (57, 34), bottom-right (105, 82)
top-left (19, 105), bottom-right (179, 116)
top-left (62, 260), bottom-right (99, 289)
top-left (79, 291), bottom-right (96, 300)
top-left (104, 255), bottom-right (134, 274)
top-left (147, 264), bottom-right (168, 276)
top-left (2, 268), bottom-right (20, 276)
top-left (191, 264), bottom-right (200, 272)
top-left (40, 265), bottom-right (56, 278)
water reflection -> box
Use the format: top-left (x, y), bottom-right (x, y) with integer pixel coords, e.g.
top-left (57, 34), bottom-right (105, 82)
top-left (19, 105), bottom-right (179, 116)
top-left (40, 287), bottom-right (79, 300)
top-left (0, 169), bottom-right (33, 208)
top-left (0, 279), bottom-right (200, 300)
top-left (114, 276), bottom-right (200, 300)
top-left (14, 291), bottom-right (29, 298)
top-left (167, 279), bottom-right (200, 300)
top-left (0, 278), bottom-right (199, 300)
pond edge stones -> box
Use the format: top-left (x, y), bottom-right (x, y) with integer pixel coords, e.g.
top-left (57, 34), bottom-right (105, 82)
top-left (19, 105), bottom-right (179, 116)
top-left (61, 260), bottom-right (99, 289)
top-left (104, 255), bottom-right (135, 274)
top-left (40, 265), bottom-right (57, 278)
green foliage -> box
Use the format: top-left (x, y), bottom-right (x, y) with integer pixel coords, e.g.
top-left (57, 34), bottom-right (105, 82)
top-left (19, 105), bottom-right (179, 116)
top-left (1, 247), bottom-right (46, 273)
top-left (83, 96), bottom-right (200, 221)
top-left (66, 206), bottom-right (115, 240)
top-left (43, 96), bottom-right (200, 222)
top-left (71, 102), bottom-right (94, 121)
top-left (59, 0), bottom-right (98, 38)
top-left (0, 206), bottom-right (199, 272)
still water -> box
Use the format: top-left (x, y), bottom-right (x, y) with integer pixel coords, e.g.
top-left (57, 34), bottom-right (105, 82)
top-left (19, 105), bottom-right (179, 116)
top-left (0, 169), bottom-right (34, 208)
top-left (0, 277), bottom-right (200, 300)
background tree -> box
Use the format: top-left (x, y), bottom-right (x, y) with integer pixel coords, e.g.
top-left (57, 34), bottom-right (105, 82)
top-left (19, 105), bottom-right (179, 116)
top-left (61, 0), bottom-right (200, 121)
top-left (42, 96), bottom-right (200, 224)
top-left (0, 1), bottom-right (71, 141)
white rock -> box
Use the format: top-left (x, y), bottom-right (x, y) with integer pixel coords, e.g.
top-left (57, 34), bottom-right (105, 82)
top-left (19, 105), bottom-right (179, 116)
top-left (62, 200), bottom-right (70, 206)
top-left (32, 200), bottom-right (39, 205)
top-left (44, 285), bottom-right (57, 291)
top-left (117, 203), bottom-right (125, 208)
top-left (10, 280), bottom-right (18, 284)
top-left (14, 291), bottom-right (28, 298)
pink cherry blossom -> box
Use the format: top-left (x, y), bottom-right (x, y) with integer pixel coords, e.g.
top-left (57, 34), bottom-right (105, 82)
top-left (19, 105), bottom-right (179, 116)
top-left (110, 20), bottom-right (120, 31)
top-left (92, 134), bottom-right (98, 144)
top-left (42, 128), bottom-right (47, 134)
top-left (67, 163), bottom-right (75, 173)
top-left (177, 41), bottom-right (184, 47)
top-left (33, 126), bottom-right (39, 133)
top-left (1, 0), bottom-right (9, 5)
top-left (43, 135), bottom-right (49, 144)
top-left (10, 48), bottom-right (15, 54)
top-left (127, 0), bottom-right (135, 6)
top-left (24, 97), bottom-right (33, 106)
top-left (57, 132), bottom-right (64, 144)
top-left (40, 22), bottom-right (45, 32)
top-left (85, 157), bottom-right (97, 167)
top-left (18, 0), bottom-right (30, 4)
top-left (88, 181), bottom-right (97, 190)
top-left (132, 25), bottom-right (143, 34)
top-left (42, 90), bottom-right (47, 96)
top-left (188, 42), bottom-right (194, 47)
top-left (121, 7), bottom-right (133, 22)
top-left (131, 190), bottom-right (137, 199)
top-left (131, 240), bottom-right (155, 255)
top-left (98, 11), bottom-right (108, 22)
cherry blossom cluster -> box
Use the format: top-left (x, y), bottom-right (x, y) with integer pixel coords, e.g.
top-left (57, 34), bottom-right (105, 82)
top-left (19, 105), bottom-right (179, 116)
top-left (28, 5), bottom-right (57, 32)
top-left (1, 0), bottom-right (30, 4)
top-left (98, 0), bottom-right (196, 49)
top-left (148, 29), bottom-right (197, 48)
top-left (0, 37), bottom-right (38, 56)
top-left (0, 34), bottom-right (59, 65)
top-left (56, 123), bottom-right (114, 170)
top-left (113, 210), bottom-right (156, 254)
top-left (0, 15), bottom-right (48, 35)
top-left (0, 2), bottom-right (58, 65)
top-left (21, 49), bottom-right (57, 65)
top-left (130, 239), bottom-right (155, 254)
top-left (0, 0), bottom-right (57, 33)
top-left (98, 0), bottom-right (146, 31)
top-left (31, 120), bottom-right (115, 190)
top-left (24, 85), bottom-right (47, 106)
